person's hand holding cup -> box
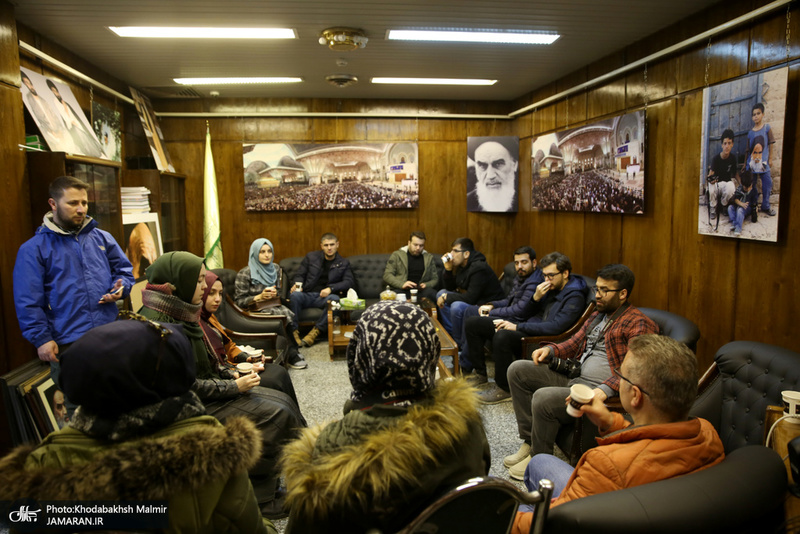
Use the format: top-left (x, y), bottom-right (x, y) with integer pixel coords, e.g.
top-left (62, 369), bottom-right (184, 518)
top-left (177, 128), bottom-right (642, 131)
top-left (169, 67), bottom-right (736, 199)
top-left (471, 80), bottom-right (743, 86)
top-left (566, 384), bottom-right (595, 417)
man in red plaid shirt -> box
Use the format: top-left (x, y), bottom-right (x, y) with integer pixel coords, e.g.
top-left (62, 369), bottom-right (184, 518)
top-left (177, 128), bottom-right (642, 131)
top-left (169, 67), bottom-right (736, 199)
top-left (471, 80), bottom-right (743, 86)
top-left (503, 264), bottom-right (658, 480)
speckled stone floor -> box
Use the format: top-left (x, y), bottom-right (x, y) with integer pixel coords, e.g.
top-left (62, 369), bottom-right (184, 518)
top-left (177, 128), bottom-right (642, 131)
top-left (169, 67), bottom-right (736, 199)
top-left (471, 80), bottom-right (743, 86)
top-left (273, 341), bottom-right (551, 532)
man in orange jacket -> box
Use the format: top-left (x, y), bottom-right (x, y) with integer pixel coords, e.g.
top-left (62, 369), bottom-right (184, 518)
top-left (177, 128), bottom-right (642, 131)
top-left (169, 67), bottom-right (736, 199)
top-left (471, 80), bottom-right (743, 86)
top-left (513, 334), bottom-right (724, 534)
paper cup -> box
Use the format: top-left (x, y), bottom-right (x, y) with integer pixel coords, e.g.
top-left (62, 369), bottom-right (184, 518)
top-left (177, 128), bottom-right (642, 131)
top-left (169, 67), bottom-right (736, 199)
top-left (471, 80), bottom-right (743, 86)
top-left (295, 282), bottom-right (303, 291)
top-left (397, 293), bottom-right (407, 302)
top-left (410, 288), bottom-right (418, 303)
top-left (237, 362), bottom-right (254, 376)
top-left (782, 390), bottom-right (800, 424)
top-left (567, 384), bottom-right (594, 417)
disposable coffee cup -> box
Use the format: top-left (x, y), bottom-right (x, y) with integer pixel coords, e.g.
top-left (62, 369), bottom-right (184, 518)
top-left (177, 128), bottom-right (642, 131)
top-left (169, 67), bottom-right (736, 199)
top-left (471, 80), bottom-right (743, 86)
top-left (410, 289), bottom-right (418, 303)
top-left (397, 293), bottom-right (407, 302)
top-left (567, 384), bottom-right (594, 417)
top-left (295, 282), bottom-right (303, 291)
top-left (237, 362), bottom-right (254, 376)
top-left (782, 390), bottom-right (800, 424)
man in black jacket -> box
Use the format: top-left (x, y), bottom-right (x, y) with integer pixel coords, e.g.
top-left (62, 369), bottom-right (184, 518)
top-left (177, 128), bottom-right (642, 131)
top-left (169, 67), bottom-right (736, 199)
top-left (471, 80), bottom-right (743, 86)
top-left (289, 233), bottom-right (355, 346)
top-left (435, 237), bottom-right (504, 343)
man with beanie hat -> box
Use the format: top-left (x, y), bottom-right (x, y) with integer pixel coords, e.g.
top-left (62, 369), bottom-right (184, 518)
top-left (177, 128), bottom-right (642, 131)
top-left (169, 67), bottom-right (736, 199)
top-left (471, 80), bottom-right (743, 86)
top-left (0, 316), bottom-right (276, 534)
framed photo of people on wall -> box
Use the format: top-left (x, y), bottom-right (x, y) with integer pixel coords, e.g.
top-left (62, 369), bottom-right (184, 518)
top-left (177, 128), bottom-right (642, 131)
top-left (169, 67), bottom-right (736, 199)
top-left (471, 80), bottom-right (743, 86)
top-left (467, 136), bottom-right (519, 213)
top-left (122, 212), bottom-right (164, 280)
top-left (531, 110), bottom-right (645, 214)
top-left (130, 87), bottom-right (176, 173)
top-left (243, 142), bottom-right (419, 211)
top-left (698, 66), bottom-right (788, 242)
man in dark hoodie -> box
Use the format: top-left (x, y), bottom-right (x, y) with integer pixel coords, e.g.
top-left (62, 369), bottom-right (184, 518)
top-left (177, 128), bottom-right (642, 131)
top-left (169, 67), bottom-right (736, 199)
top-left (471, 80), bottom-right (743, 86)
top-left (469, 252), bottom-right (589, 404)
top-left (435, 237), bottom-right (504, 343)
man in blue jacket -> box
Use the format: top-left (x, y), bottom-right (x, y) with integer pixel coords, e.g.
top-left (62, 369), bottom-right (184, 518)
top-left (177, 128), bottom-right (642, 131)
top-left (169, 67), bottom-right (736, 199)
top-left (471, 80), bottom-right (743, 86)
top-left (471, 252), bottom-right (589, 404)
top-left (13, 176), bottom-right (134, 409)
top-left (290, 233), bottom-right (355, 346)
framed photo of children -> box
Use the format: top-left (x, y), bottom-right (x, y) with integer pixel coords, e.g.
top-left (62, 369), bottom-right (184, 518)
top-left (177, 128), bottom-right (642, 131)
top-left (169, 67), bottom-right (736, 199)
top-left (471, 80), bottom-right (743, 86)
top-left (698, 67), bottom-right (788, 242)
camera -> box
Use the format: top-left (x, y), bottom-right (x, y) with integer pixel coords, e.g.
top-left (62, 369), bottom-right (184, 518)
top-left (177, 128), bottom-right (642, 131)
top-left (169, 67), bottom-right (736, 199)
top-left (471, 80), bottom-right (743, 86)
top-left (547, 355), bottom-right (582, 379)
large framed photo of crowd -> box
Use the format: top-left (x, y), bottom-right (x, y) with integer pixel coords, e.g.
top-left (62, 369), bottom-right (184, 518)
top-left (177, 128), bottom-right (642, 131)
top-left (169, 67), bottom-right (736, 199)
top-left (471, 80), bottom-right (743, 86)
top-left (531, 110), bottom-right (645, 214)
top-left (243, 142), bottom-right (419, 211)
top-left (698, 67), bottom-right (788, 242)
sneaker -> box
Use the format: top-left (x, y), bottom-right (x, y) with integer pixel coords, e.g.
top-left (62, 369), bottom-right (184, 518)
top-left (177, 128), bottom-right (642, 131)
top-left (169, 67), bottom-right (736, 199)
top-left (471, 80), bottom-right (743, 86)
top-left (302, 327), bottom-right (320, 347)
top-left (508, 455), bottom-right (532, 481)
top-left (504, 443), bottom-right (531, 468)
top-left (292, 330), bottom-right (302, 346)
top-left (478, 385), bottom-right (512, 404)
top-left (734, 229), bottom-right (742, 237)
top-left (761, 207), bottom-right (776, 216)
top-left (287, 351), bottom-right (308, 369)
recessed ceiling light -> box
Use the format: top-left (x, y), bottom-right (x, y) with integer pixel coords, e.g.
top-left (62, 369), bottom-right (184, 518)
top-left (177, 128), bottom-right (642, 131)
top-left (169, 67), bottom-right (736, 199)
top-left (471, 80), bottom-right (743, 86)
top-left (371, 77), bottom-right (497, 86)
top-left (109, 27), bottom-right (296, 39)
top-left (386, 29), bottom-right (559, 45)
top-left (174, 77), bottom-right (303, 85)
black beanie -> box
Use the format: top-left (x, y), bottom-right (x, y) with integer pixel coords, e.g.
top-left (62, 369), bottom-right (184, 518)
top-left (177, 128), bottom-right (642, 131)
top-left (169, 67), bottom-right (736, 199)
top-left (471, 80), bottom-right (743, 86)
top-left (59, 319), bottom-right (196, 416)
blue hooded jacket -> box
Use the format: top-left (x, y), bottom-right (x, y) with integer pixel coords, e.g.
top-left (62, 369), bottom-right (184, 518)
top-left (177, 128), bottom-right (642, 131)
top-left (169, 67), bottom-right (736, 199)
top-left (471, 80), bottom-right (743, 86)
top-left (13, 213), bottom-right (134, 347)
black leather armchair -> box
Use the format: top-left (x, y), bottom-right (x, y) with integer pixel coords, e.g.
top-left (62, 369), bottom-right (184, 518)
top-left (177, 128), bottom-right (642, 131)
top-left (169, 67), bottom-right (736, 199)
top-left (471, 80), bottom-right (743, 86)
top-left (543, 340), bottom-right (799, 533)
top-left (210, 268), bottom-right (287, 336)
top-left (639, 307), bottom-right (701, 352)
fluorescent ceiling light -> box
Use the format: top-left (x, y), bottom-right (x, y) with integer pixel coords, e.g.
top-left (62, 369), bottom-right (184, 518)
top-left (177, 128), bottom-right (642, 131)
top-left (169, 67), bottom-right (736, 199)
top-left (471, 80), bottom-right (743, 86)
top-left (174, 77), bottom-right (302, 85)
top-left (387, 29), bottom-right (559, 45)
top-left (109, 27), bottom-right (296, 39)
top-left (371, 77), bottom-right (497, 86)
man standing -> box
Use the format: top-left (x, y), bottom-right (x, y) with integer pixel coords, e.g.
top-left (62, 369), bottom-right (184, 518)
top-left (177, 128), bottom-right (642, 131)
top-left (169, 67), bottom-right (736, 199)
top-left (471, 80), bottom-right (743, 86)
top-left (383, 231), bottom-right (438, 304)
top-left (706, 128), bottom-right (738, 220)
top-left (290, 233), bottom-right (354, 346)
top-left (467, 137), bottom-right (519, 213)
top-left (504, 264), bottom-right (657, 479)
top-left (13, 176), bottom-right (134, 389)
top-left (469, 252), bottom-right (589, 404)
top-left (512, 335), bottom-right (724, 534)
top-left (436, 238), bottom-right (504, 342)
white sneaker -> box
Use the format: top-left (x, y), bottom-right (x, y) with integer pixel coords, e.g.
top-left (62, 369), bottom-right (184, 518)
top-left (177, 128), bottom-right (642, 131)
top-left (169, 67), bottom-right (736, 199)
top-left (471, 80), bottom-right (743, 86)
top-left (503, 443), bottom-right (531, 468)
top-left (509, 455), bottom-right (532, 481)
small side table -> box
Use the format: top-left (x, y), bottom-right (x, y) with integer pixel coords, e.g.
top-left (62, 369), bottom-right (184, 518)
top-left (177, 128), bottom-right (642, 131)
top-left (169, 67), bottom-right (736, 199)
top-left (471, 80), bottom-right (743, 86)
top-left (765, 406), bottom-right (800, 525)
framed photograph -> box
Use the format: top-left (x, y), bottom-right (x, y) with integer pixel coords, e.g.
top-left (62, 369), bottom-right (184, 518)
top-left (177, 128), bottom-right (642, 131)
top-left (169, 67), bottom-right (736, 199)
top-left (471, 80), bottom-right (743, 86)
top-left (243, 142), bottom-right (419, 211)
top-left (531, 110), bottom-right (645, 214)
top-left (467, 136), bottom-right (519, 213)
top-left (130, 86), bottom-right (176, 173)
top-left (123, 212), bottom-right (163, 280)
top-left (20, 66), bottom-right (108, 159)
top-left (698, 67), bottom-right (788, 242)
top-left (35, 377), bottom-right (64, 433)
top-left (92, 101), bottom-right (122, 162)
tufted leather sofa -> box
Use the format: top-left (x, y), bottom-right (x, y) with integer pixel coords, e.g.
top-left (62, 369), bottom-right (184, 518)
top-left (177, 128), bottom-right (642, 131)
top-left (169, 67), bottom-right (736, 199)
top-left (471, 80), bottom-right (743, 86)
top-left (542, 340), bottom-right (798, 533)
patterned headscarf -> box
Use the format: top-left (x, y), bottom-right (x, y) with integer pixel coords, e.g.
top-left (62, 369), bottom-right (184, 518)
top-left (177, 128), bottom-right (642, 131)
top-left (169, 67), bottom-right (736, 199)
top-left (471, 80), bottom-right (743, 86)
top-left (347, 301), bottom-right (440, 403)
top-left (248, 238), bottom-right (278, 287)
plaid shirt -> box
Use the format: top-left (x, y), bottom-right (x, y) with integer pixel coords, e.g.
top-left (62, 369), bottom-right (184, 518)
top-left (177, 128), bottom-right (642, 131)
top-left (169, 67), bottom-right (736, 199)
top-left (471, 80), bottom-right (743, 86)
top-left (549, 304), bottom-right (658, 393)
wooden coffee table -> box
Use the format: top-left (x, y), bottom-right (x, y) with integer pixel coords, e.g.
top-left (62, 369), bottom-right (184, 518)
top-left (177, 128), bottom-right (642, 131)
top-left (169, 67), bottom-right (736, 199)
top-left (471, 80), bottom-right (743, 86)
top-left (326, 302), bottom-right (460, 379)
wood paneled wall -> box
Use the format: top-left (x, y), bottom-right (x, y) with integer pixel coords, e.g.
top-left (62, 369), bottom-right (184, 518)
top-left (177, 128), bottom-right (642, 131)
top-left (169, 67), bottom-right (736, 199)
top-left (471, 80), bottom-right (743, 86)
top-left (156, 1), bottom-right (800, 373)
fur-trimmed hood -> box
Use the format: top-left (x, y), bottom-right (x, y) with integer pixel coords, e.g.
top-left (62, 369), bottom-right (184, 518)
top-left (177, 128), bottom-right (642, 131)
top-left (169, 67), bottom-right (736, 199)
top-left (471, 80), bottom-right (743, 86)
top-left (281, 379), bottom-right (490, 530)
top-left (0, 415), bottom-right (261, 501)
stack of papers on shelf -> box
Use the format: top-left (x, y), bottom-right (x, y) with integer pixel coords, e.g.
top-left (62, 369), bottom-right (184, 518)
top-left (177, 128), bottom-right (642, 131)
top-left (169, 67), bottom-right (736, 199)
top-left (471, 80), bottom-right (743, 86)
top-left (121, 186), bottom-right (151, 214)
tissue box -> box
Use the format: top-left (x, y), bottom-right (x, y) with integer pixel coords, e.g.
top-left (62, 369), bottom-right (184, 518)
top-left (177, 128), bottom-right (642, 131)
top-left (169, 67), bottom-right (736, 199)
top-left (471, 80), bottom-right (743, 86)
top-left (340, 298), bottom-right (366, 309)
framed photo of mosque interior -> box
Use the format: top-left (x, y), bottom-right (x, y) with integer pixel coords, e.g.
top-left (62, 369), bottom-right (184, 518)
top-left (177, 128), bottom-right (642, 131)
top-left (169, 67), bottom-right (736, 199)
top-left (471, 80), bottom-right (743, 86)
top-left (531, 110), bottom-right (645, 214)
top-left (243, 142), bottom-right (419, 211)
top-left (698, 66), bottom-right (788, 243)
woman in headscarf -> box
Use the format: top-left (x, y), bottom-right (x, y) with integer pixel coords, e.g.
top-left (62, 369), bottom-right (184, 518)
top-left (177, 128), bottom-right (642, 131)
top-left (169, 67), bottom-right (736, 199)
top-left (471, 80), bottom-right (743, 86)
top-left (0, 317), bottom-right (276, 534)
top-left (281, 301), bottom-right (491, 533)
top-left (139, 251), bottom-right (305, 519)
top-left (235, 238), bottom-right (306, 369)
top-left (201, 270), bottom-right (302, 407)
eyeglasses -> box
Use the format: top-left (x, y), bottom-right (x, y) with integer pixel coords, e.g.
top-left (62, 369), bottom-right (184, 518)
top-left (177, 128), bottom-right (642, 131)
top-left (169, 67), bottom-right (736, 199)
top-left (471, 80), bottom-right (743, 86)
top-left (593, 285), bottom-right (622, 297)
top-left (613, 367), bottom-right (650, 396)
top-left (451, 248), bottom-right (465, 254)
top-left (117, 310), bottom-right (172, 339)
top-left (542, 271), bottom-right (562, 280)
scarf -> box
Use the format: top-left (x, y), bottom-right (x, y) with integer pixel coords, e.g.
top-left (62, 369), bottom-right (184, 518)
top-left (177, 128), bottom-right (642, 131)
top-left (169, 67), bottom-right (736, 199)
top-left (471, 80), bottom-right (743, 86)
top-left (248, 238), bottom-right (278, 287)
top-left (69, 391), bottom-right (206, 442)
top-left (346, 301), bottom-right (440, 403)
top-left (199, 271), bottom-right (229, 366)
top-left (141, 284), bottom-right (202, 324)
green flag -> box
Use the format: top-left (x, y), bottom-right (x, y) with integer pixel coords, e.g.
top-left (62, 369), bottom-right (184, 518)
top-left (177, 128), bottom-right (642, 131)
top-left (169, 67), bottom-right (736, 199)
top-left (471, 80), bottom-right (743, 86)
top-left (203, 127), bottom-right (224, 268)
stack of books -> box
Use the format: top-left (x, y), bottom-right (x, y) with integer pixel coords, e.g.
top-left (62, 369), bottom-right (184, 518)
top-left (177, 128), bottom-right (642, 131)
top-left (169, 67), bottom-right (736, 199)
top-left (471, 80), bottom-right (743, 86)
top-left (121, 186), bottom-right (151, 214)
